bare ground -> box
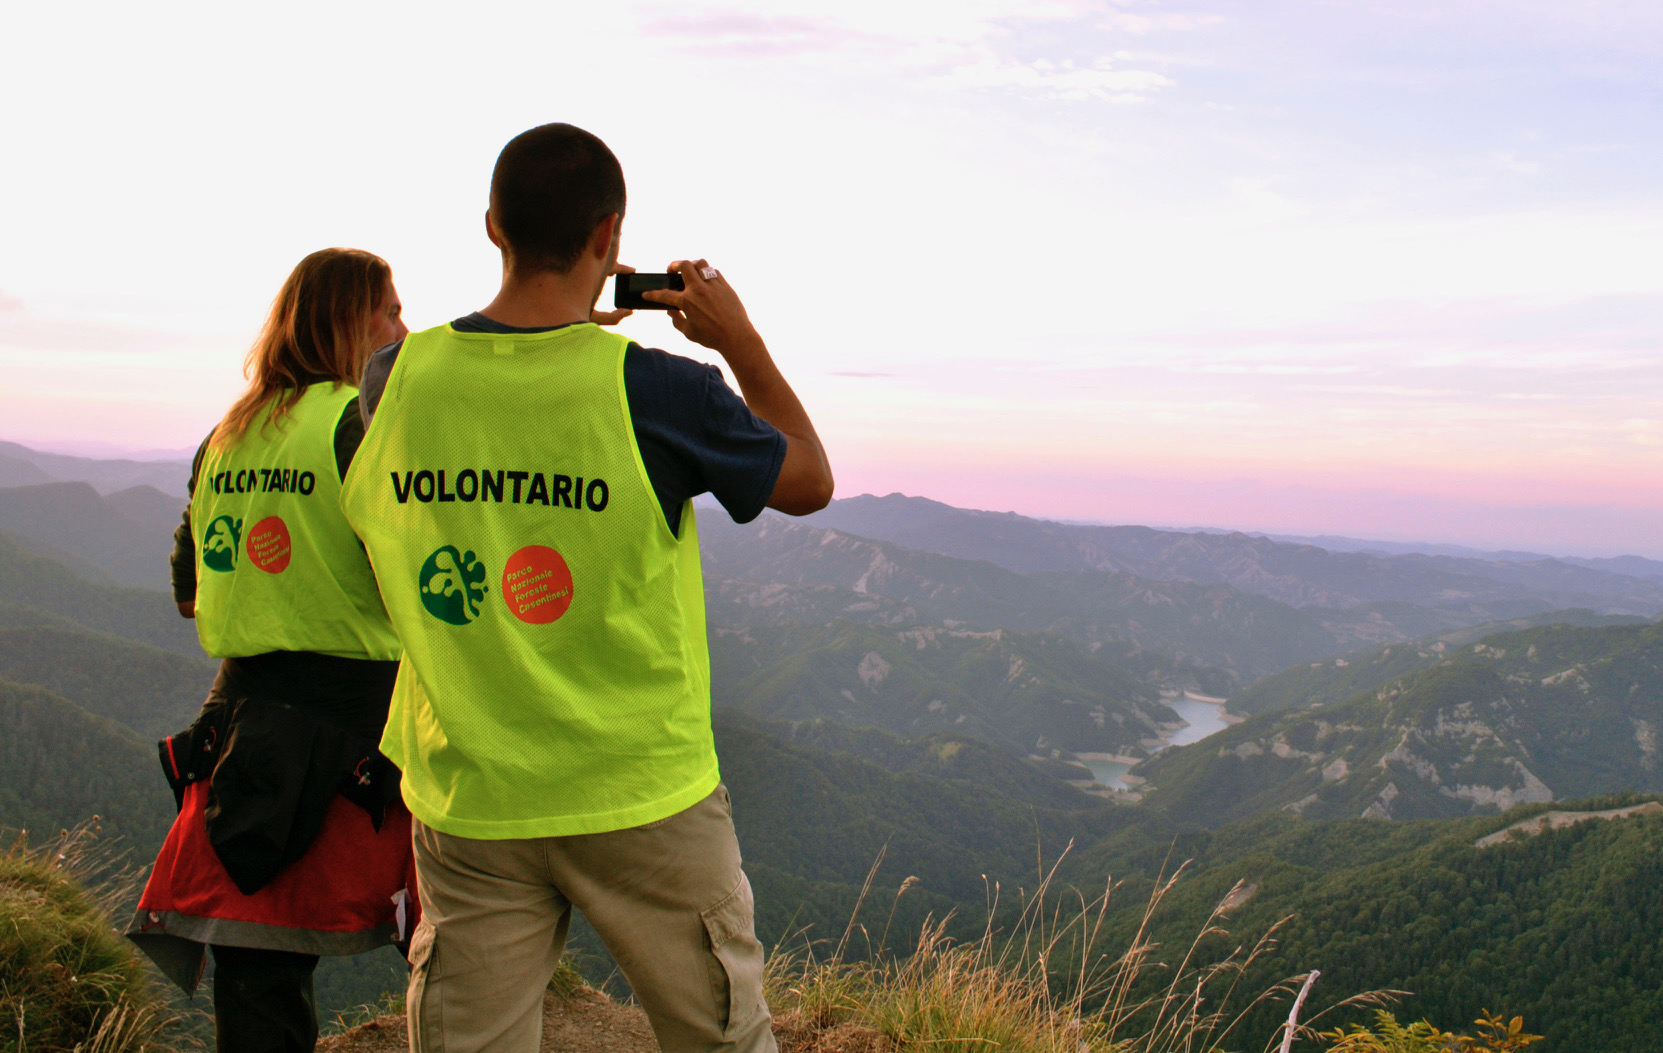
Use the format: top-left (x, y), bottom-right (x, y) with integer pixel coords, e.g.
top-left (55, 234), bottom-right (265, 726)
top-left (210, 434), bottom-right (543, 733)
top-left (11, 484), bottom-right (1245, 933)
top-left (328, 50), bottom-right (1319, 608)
top-left (318, 989), bottom-right (888, 1053)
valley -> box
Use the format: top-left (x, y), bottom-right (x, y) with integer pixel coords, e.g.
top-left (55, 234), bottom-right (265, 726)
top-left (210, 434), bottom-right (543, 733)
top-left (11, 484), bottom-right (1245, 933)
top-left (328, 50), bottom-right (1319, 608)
top-left (3, 452), bottom-right (1662, 1049)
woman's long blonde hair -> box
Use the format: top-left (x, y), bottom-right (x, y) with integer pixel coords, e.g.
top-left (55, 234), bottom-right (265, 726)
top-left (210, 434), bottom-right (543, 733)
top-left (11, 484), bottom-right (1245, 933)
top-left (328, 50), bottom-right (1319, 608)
top-left (212, 248), bottom-right (392, 450)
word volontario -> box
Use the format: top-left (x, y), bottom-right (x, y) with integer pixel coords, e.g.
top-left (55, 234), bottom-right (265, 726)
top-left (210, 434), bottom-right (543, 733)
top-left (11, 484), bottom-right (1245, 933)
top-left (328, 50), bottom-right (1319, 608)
top-left (210, 467), bottom-right (318, 496)
top-left (387, 469), bottom-right (610, 511)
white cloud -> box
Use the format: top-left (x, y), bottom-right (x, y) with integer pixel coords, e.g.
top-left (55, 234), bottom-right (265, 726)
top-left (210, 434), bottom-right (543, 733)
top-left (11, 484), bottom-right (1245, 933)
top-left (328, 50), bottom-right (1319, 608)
top-left (930, 58), bottom-right (1173, 101)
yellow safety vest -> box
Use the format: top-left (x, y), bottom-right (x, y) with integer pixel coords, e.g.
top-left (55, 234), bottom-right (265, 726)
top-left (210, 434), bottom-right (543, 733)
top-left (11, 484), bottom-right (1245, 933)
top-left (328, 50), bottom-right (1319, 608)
top-left (191, 383), bottom-right (399, 660)
top-left (341, 322), bottom-right (717, 839)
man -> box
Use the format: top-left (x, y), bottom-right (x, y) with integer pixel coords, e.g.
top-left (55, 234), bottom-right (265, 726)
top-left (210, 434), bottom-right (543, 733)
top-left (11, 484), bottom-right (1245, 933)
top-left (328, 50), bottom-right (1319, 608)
top-left (341, 123), bottom-right (833, 1053)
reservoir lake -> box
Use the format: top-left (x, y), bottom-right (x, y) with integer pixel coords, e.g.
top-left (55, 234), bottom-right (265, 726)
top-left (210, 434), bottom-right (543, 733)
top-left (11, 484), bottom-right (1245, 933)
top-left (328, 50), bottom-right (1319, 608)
top-left (1082, 698), bottom-right (1232, 790)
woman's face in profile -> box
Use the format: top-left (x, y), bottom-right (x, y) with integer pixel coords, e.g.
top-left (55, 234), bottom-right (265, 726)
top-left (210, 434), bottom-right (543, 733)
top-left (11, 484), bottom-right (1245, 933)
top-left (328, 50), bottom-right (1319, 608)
top-left (369, 282), bottom-right (409, 350)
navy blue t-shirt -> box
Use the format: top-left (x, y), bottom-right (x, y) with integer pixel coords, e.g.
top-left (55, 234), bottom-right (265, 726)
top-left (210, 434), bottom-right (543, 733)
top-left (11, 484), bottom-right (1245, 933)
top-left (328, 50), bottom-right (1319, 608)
top-left (359, 314), bottom-right (785, 536)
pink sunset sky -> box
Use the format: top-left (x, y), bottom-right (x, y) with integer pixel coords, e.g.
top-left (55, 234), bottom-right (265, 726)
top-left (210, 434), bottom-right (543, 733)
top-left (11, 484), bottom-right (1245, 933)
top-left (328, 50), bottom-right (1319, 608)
top-left (2, 2), bottom-right (1659, 555)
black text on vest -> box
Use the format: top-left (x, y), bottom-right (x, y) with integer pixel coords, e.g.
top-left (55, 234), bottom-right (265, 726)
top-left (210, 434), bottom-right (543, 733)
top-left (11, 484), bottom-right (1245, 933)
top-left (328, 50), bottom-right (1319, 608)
top-left (212, 466), bottom-right (317, 496)
top-left (389, 470), bottom-right (609, 512)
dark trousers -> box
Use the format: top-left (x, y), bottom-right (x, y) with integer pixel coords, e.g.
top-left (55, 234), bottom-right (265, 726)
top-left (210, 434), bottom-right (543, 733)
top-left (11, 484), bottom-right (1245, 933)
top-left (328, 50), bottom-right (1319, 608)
top-left (211, 944), bottom-right (320, 1053)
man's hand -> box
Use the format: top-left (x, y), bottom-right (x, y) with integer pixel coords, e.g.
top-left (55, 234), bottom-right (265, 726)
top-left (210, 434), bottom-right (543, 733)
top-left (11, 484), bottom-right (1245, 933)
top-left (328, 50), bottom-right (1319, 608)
top-left (644, 258), bottom-right (834, 514)
top-left (590, 262), bottom-right (636, 326)
top-left (177, 600), bottom-right (195, 619)
top-left (641, 259), bottom-right (764, 360)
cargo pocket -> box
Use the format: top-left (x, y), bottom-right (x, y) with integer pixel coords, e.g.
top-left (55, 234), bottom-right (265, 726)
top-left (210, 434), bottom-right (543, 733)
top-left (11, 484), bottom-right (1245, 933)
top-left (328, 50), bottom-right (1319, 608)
top-left (405, 921), bottom-right (440, 1053)
top-left (700, 872), bottom-right (767, 1040)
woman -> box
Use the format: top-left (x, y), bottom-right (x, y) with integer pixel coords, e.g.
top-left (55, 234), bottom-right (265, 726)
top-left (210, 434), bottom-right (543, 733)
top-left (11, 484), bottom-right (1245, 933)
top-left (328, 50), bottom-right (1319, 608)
top-left (128, 248), bottom-right (413, 1053)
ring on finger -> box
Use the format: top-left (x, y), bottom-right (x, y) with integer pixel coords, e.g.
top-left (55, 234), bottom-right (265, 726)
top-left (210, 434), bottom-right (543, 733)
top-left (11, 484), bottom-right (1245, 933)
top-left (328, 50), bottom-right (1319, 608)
top-left (700, 266), bottom-right (719, 280)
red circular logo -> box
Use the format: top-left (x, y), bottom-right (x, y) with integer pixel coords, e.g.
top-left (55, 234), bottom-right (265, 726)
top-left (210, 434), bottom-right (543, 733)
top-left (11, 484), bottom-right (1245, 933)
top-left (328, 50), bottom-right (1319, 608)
top-left (501, 545), bottom-right (573, 624)
top-left (246, 516), bottom-right (292, 574)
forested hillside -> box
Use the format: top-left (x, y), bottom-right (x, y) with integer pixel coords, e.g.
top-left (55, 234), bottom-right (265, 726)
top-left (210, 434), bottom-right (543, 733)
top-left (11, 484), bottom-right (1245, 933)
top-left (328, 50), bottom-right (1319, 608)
top-left (1068, 797), bottom-right (1663, 1052)
top-left (714, 712), bottom-right (1134, 942)
top-left (711, 622), bottom-right (1177, 756)
top-left (0, 625), bottom-right (212, 738)
top-left (0, 532), bottom-right (202, 655)
top-left (1230, 608), bottom-right (1647, 716)
top-left (0, 482), bottom-right (185, 590)
top-left (0, 679), bottom-right (174, 849)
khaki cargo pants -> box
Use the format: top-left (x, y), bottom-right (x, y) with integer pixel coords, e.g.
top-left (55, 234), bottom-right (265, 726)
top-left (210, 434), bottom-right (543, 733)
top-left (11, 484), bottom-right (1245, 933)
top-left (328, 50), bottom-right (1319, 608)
top-left (407, 785), bottom-right (775, 1053)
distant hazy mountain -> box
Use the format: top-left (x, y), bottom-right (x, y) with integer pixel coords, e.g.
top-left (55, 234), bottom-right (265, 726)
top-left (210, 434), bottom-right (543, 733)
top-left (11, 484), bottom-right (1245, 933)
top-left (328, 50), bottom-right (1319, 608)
top-left (801, 494), bottom-right (1663, 615)
top-left (1266, 531), bottom-right (1663, 581)
top-left (1563, 553), bottom-right (1663, 583)
top-left (1132, 620), bottom-right (1663, 827)
top-left (0, 482), bottom-right (185, 590)
top-left (701, 513), bottom-right (1554, 683)
top-left (0, 452), bottom-right (54, 489)
top-left (0, 440), bottom-right (191, 496)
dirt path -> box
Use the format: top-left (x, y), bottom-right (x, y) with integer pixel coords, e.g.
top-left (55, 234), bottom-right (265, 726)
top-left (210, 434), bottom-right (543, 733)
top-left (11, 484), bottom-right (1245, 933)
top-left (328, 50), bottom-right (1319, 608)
top-left (1473, 801), bottom-right (1663, 848)
top-left (319, 989), bottom-right (887, 1053)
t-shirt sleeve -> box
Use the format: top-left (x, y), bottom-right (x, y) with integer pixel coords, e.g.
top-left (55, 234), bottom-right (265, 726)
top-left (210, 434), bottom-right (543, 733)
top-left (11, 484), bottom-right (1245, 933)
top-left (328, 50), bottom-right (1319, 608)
top-left (358, 339), bottom-right (404, 427)
top-left (334, 396), bottom-right (365, 482)
top-left (625, 344), bottom-right (786, 534)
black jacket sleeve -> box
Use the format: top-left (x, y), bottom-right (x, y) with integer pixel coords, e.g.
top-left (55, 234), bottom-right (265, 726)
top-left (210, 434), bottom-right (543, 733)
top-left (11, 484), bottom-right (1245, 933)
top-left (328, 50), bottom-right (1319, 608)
top-left (170, 437), bottom-right (212, 604)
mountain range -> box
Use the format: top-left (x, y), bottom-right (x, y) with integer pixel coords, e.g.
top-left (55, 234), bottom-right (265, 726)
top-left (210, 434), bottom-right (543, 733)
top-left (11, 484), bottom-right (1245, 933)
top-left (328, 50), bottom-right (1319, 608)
top-left (798, 493), bottom-right (1663, 613)
top-left (699, 507), bottom-right (1656, 686)
top-left (5, 447), bottom-right (1663, 1047)
top-left (0, 440), bottom-right (191, 496)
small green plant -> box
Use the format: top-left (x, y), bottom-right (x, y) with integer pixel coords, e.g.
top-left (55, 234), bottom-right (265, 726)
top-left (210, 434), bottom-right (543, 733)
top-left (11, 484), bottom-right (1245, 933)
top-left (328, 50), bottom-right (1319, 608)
top-left (324, 953), bottom-right (589, 1035)
top-left (0, 823), bottom-right (176, 1053)
top-left (545, 955), bottom-right (588, 999)
top-left (1316, 1010), bottom-right (1541, 1053)
top-left (324, 989), bottom-right (406, 1036)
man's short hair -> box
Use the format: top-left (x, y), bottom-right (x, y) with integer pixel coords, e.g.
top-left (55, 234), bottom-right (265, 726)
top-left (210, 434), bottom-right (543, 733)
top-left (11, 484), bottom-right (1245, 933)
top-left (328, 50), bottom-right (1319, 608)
top-left (490, 124), bottom-right (626, 275)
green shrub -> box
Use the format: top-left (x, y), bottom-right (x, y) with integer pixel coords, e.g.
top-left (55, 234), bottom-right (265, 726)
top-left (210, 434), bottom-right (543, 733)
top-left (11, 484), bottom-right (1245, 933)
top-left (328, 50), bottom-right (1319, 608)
top-left (1316, 1010), bottom-right (1541, 1052)
top-left (0, 824), bottom-right (173, 1053)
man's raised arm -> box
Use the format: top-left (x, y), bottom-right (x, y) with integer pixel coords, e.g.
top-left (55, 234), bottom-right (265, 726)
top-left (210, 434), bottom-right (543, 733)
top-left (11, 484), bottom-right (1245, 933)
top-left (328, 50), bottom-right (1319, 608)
top-left (645, 258), bottom-right (834, 514)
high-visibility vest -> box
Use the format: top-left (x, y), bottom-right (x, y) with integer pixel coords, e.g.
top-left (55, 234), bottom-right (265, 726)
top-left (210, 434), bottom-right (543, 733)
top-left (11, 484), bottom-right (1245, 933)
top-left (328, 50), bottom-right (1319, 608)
top-left (341, 322), bottom-right (717, 839)
top-left (192, 383), bottom-right (399, 661)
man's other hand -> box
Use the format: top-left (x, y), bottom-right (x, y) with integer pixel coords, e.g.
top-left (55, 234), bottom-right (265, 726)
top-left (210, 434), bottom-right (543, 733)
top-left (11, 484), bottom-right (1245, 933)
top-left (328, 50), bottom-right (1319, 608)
top-left (591, 262), bottom-right (636, 326)
top-left (177, 601), bottom-right (196, 619)
top-left (640, 259), bottom-right (763, 358)
top-left (643, 258), bottom-right (833, 515)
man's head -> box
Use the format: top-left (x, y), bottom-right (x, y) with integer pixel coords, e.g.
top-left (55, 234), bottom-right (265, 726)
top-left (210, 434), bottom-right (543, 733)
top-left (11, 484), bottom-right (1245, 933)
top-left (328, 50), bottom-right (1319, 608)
top-left (488, 123), bottom-right (626, 276)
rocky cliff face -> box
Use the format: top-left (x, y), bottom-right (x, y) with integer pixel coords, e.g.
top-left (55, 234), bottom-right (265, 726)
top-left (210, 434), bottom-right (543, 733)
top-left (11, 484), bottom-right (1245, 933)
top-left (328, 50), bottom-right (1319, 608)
top-left (1130, 620), bottom-right (1663, 826)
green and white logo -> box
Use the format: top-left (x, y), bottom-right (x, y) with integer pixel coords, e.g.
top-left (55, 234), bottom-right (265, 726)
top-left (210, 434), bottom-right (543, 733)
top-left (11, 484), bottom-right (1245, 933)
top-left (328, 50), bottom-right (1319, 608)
top-left (202, 515), bottom-right (243, 573)
top-left (419, 545), bottom-right (488, 625)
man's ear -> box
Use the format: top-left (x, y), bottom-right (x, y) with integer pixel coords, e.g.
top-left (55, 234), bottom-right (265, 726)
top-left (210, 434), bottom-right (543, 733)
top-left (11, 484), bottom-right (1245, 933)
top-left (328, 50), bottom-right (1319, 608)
top-left (485, 210), bottom-right (504, 249)
top-left (588, 213), bottom-right (621, 260)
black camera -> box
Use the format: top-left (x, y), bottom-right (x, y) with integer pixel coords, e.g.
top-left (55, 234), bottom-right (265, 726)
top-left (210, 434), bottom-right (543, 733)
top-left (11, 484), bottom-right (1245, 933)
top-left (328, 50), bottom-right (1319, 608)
top-left (613, 273), bottom-right (684, 311)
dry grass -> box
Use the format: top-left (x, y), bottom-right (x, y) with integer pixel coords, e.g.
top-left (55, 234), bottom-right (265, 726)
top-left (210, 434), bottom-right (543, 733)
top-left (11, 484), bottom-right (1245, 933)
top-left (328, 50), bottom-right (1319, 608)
top-left (763, 843), bottom-right (1393, 1053)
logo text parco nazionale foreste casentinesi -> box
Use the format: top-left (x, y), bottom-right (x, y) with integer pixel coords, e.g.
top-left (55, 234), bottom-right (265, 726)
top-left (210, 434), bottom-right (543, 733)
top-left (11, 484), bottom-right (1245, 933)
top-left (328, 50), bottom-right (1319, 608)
top-left (388, 467), bottom-right (592, 628)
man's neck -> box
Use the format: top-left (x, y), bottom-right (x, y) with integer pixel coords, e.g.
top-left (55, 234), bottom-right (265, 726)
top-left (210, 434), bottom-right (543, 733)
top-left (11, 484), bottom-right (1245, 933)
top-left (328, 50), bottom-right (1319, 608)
top-left (478, 268), bottom-right (596, 329)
